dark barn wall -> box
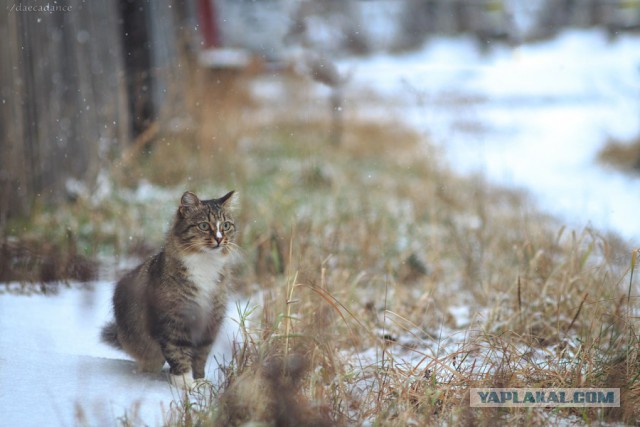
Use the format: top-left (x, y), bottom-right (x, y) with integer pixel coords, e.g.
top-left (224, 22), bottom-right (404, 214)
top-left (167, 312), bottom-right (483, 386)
top-left (0, 0), bottom-right (188, 228)
top-left (119, 0), bottom-right (154, 138)
top-left (0, 13), bottom-right (28, 222)
top-left (0, 1), bottom-right (127, 226)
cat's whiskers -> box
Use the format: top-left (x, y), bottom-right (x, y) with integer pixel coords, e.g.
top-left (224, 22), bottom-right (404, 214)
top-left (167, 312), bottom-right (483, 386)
top-left (180, 242), bottom-right (206, 253)
top-left (225, 241), bottom-right (243, 253)
top-left (180, 239), bottom-right (220, 254)
top-left (223, 241), bottom-right (245, 262)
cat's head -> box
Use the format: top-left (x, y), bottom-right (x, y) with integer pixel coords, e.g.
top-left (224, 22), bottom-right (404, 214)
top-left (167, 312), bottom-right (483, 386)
top-left (171, 191), bottom-right (238, 256)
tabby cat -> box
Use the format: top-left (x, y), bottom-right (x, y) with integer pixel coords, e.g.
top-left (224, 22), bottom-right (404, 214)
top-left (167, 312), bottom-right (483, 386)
top-left (101, 191), bottom-right (238, 388)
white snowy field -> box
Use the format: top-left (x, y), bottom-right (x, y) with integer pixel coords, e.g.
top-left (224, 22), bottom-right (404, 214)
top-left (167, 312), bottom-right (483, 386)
top-left (339, 29), bottom-right (640, 245)
top-left (0, 283), bottom-right (242, 426)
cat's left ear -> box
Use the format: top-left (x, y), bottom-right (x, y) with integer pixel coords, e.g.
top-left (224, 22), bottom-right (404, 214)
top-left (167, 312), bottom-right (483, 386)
top-left (179, 191), bottom-right (201, 216)
top-left (217, 190), bottom-right (238, 211)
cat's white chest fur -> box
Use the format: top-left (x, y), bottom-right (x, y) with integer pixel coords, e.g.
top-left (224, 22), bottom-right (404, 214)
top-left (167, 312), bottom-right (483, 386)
top-left (171, 251), bottom-right (227, 390)
top-left (181, 251), bottom-right (227, 303)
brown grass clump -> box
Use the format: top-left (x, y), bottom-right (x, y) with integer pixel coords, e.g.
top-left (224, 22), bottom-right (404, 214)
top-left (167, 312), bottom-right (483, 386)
top-left (598, 137), bottom-right (640, 174)
top-left (0, 235), bottom-right (98, 290)
top-left (215, 351), bottom-right (335, 426)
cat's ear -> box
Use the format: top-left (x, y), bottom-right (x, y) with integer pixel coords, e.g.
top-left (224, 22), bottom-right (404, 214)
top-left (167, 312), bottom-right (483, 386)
top-left (217, 190), bottom-right (238, 210)
top-left (179, 191), bottom-right (201, 216)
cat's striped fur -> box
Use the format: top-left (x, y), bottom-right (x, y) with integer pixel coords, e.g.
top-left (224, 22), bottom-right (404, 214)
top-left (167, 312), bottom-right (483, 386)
top-left (101, 191), bottom-right (238, 388)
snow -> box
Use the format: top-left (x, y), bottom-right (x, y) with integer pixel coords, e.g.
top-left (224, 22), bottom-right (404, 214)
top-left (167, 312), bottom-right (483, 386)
top-left (339, 29), bottom-right (640, 244)
top-left (0, 283), bottom-right (242, 426)
top-left (198, 48), bottom-right (252, 69)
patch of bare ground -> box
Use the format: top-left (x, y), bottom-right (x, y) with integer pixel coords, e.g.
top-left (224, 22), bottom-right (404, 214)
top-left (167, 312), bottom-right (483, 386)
top-left (598, 137), bottom-right (640, 174)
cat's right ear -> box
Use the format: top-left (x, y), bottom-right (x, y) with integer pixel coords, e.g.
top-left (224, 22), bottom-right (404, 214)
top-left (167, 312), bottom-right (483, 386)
top-left (179, 191), bottom-right (201, 216)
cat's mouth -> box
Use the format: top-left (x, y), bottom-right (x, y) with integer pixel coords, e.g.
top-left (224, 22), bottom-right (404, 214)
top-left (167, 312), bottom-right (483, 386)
top-left (209, 245), bottom-right (230, 256)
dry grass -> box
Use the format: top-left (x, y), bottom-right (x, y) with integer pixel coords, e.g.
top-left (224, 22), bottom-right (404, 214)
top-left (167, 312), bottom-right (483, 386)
top-left (0, 236), bottom-right (97, 290)
top-left (6, 61), bottom-right (639, 424)
top-left (598, 138), bottom-right (640, 174)
top-left (132, 68), bottom-right (639, 425)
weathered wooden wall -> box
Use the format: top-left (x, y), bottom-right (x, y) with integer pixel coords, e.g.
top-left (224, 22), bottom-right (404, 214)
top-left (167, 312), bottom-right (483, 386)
top-left (0, 1), bottom-right (127, 226)
top-left (0, 0), bottom-right (189, 228)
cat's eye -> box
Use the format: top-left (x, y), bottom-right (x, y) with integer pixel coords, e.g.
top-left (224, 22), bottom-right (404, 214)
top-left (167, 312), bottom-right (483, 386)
top-left (198, 222), bottom-right (210, 231)
top-left (221, 221), bottom-right (233, 231)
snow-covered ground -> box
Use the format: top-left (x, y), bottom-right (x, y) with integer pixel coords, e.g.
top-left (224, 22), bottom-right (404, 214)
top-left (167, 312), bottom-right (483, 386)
top-left (340, 29), bottom-right (640, 245)
top-left (0, 283), bottom-right (242, 426)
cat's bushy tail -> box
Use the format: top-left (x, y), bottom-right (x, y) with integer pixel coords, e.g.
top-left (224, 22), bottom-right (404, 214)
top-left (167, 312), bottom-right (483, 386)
top-left (101, 321), bottom-right (122, 349)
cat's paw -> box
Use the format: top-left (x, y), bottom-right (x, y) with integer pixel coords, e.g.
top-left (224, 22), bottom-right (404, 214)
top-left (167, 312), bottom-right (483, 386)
top-left (170, 371), bottom-right (195, 390)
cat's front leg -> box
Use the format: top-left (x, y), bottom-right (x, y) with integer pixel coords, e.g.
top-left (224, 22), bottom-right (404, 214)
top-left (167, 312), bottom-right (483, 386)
top-left (160, 340), bottom-right (195, 389)
top-left (191, 343), bottom-right (213, 379)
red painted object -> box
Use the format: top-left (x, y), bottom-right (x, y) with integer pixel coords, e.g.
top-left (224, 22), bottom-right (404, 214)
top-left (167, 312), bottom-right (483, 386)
top-left (197, 0), bottom-right (220, 48)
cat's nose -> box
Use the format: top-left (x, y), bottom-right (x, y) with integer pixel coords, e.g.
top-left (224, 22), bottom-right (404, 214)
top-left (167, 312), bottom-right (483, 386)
top-left (214, 234), bottom-right (222, 245)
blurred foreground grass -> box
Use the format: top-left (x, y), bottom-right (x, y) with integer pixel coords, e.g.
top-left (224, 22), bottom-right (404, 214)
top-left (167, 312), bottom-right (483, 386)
top-left (599, 137), bottom-right (640, 174)
top-left (5, 67), bottom-right (639, 425)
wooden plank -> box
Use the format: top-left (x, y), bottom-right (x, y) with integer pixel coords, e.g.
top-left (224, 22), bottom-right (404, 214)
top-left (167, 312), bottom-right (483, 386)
top-left (1, 2), bottom-right (134, 225)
